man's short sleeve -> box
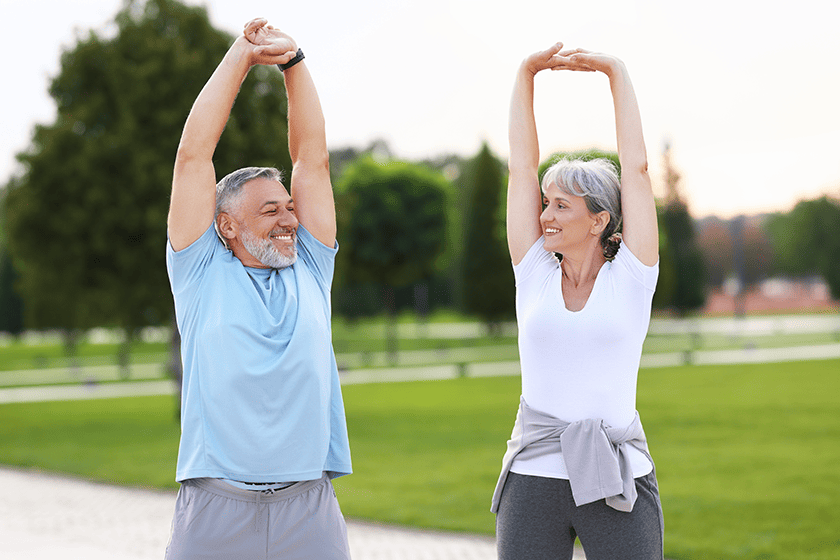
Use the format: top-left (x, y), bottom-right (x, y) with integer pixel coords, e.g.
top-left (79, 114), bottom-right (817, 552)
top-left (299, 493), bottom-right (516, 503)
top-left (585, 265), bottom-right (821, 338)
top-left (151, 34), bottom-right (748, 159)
top-left (295, 225), bottom-right (338, 291)
top-left (166, 224), bottom-right (221, 296)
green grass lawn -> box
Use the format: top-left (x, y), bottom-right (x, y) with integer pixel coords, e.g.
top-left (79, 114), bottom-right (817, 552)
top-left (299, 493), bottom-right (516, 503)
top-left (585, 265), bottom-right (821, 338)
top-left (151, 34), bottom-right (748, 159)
top-left (1, 360), bottom-right (838, 559)
top-left (0, 339), bottom-right (170, 372)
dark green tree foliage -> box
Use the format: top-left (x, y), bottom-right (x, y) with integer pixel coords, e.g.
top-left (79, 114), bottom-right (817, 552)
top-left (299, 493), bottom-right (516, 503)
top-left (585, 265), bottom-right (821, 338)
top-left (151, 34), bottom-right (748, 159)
top-left (651, 206), bottom-right (677, 310)
top-left (461, 143), bottom-right (514, 327)
top-left (336, 156), bottom-right (450, 289)
top-left (0, 195), bottom-right (24, 335)
top-left (335, 157), bottom-right (450, 358)
top-left (660, 144), bottom-right (705, 314)
top-left (0, 247), bottom-right (24, 335)
top-left (661, 201), bottom-right (706, 314)
top-left (4, 0), bottom-right (290, 339)
top-left (767, 195), bottom-right (840, 299)
top-left (538, 149), bottom-right (620, 181)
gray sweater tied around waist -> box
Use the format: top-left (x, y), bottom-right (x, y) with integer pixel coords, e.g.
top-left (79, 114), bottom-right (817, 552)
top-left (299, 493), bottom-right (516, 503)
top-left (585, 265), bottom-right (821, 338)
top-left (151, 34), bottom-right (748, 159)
top-left (491, 397), bottom-right (653, 513)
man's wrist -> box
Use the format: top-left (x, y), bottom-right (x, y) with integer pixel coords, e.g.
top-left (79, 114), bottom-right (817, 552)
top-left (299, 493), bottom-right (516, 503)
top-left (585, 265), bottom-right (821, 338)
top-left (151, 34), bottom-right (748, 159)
top-left (278, 48), bottom-right (305, 72)
top-left (229, 37), bottom-right (257, 68)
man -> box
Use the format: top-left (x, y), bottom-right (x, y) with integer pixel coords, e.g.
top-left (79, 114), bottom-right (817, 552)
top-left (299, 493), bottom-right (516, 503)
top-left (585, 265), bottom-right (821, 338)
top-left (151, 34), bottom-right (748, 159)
top-left (164, 18), bottom-right (352, 559)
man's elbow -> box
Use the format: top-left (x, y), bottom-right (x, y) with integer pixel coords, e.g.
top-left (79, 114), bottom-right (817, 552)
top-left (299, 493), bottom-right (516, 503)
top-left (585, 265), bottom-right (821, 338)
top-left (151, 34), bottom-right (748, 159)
top-left (293, 149), bottom-right (331, 175)
top-left (174, 140), bottom-right (213, 168)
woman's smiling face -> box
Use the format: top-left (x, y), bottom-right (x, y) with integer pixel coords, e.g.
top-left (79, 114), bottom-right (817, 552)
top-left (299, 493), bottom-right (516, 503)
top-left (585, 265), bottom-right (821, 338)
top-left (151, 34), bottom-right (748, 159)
top-left (539, 181), bottom-right (600, 255)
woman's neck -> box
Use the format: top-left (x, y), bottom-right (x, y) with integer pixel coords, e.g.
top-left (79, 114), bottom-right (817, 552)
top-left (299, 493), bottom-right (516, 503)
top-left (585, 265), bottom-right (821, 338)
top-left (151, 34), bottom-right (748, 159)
top-left (561, 248), bottom-right (606, 288)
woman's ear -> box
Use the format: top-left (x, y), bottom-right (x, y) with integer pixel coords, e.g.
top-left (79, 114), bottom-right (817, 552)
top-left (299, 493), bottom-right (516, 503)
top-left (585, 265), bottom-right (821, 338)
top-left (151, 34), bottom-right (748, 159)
top-left (217, 212), bottom-right (238, 241)
top-left (591, 210), bottom-right (610, 236)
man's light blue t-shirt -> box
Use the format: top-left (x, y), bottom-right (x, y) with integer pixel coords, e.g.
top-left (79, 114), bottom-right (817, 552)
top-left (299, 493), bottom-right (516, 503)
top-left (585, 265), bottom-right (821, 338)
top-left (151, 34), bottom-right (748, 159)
top-left (166, 224), bottom-right (352, 483)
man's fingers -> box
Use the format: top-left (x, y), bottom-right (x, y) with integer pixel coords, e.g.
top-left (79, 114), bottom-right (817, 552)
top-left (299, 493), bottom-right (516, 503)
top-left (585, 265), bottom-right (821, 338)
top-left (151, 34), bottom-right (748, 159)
top-left (243, 17), bottom-right (267, 29)
top-left (243, 17), bottom-right (267, 35)
top-left (255, 44), bottom-right (297, 61)
top-left (278, 49), bottom-right (297, 64)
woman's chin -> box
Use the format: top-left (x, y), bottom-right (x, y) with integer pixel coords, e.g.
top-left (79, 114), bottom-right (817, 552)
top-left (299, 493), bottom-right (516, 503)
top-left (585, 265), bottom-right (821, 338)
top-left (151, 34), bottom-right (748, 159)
top-left (542, 238), bottom-right (561, 253)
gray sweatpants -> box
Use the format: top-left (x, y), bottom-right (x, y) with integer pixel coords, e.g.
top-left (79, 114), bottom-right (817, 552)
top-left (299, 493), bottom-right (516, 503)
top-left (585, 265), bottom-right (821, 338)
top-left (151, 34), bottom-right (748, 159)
top-left (496, 471), bottom-right (664, 560)
top-left (165, 474), bottom-right (351, 560)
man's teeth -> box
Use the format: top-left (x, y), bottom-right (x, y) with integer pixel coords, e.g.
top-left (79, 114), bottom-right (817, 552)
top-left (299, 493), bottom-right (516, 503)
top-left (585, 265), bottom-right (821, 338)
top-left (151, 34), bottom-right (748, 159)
top-left (271, 234), bottom-right (292, 240)
top-left (546, 228), bottom-right (559, 234)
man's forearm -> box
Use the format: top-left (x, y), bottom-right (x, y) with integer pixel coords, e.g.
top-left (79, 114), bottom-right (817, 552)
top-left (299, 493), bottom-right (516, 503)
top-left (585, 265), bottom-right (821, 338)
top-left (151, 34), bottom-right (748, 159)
top-left (169, 38), bottom-right (254, 250)
top-left (176, 39), bottom-right (253, 164)
top-left (284, 62), bottom-right (329, 167)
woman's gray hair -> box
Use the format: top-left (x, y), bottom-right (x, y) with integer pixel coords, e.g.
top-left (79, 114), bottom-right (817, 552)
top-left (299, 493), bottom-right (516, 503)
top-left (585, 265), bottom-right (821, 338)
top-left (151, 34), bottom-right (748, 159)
top-left (214, 166), bottom-right (284, 248)
top-left (541, 158), bottom-right (623, 259)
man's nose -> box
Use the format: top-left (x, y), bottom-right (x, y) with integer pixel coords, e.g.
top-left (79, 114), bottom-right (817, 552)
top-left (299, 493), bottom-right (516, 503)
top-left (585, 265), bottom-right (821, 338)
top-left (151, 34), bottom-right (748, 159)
top-left (279, 209), bottom-right (298, 227)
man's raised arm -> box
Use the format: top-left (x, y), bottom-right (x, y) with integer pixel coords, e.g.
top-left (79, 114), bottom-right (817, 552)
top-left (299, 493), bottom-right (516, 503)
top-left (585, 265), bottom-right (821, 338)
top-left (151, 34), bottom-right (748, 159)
top-left (168, 32), bottom-right (295, 251)
top-left (245, 20), bottom-right (335, 248)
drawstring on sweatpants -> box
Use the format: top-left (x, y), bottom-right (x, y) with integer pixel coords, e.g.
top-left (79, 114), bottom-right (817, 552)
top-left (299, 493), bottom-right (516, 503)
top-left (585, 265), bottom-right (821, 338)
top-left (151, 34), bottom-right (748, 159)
top-left (255, 490), bottom-right (261, 532)
top-left (254, 488), bottom-right (276, 532)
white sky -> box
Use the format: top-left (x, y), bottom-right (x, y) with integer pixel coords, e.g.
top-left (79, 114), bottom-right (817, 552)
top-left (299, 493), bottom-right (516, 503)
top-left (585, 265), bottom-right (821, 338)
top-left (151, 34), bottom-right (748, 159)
top-left (1, 0), bottom-right (838, 218)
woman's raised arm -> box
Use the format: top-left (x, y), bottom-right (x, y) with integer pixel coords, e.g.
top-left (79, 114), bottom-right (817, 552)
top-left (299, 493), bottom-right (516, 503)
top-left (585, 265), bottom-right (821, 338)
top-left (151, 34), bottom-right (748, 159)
top-left (507, 44), bottom-right (596, 265)
top-left (506, 45), bottom-right (562, 265)
top-left (568, 51), bottom-right (659, 266)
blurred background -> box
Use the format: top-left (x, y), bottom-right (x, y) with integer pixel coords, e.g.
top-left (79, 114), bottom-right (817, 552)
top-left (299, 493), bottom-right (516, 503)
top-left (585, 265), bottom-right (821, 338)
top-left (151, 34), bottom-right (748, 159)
top-left (1, 1), bottom-right (838, 559)
top-left (2, 0), bottom-right (838, 345)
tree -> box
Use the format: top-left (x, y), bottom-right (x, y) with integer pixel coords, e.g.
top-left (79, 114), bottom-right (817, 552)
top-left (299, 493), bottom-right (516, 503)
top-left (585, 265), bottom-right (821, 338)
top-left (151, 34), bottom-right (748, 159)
top-left (767, 195), bottom-right (840, 299)
top-left (0, 251), bottom-right (24, 336)
top-left (651, 205), bottom-right (677, 310)
top-left (538, 149), bottom-right (620, 180)
top-left (3, 0), bottom-right (291, 374)
top-left (460, 143), bottom-right (514, 331)
top-left (335, 156), bottom-right (450, 361)
top-left (661, 203), bottom-right (706, 314)
top-left (0, 193), bottom-right (24, 335)
top-left (659, 144), bottom-right (705, 315)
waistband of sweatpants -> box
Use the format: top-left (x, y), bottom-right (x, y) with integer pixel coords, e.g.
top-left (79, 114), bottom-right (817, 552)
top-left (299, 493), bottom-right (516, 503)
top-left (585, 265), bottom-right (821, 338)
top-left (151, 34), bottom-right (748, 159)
top-left (187, 473), bottom-right (327, 503)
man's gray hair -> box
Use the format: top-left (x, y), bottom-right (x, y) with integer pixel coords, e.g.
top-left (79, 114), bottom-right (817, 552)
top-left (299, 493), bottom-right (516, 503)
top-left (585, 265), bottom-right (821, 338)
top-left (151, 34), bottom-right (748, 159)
top-left (214, 166), bottom-right (284, 248)
top-left (541, 158), bottom-right (623, 258)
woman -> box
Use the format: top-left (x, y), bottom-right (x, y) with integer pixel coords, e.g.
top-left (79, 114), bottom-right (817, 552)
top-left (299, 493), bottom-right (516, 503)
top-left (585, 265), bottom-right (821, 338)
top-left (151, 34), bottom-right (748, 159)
top-left (492, 43), bottom-right (664, 560)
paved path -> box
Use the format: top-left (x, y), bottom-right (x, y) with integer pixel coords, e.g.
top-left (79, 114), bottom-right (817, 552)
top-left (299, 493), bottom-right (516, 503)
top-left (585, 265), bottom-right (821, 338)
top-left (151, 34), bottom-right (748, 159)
top-left (0, 466), bottom-right (586, 559)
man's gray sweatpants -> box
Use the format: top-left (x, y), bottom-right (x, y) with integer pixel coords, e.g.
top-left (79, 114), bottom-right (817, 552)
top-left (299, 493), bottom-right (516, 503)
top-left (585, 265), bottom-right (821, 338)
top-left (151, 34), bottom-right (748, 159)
top-left (165, 474), bottom-right (351, 560)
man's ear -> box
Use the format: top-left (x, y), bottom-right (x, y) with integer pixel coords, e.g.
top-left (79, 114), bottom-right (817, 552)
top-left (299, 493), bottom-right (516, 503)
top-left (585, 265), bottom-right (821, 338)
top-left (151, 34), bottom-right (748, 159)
top-left (217, 212), bottom-right (238, 241)
top-left (591, 210), bottom-right (610, 236)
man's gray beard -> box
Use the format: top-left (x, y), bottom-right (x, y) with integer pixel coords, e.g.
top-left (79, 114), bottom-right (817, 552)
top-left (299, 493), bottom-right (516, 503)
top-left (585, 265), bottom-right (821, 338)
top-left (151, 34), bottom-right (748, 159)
top-left (240, 230), bottom-right (297, 269)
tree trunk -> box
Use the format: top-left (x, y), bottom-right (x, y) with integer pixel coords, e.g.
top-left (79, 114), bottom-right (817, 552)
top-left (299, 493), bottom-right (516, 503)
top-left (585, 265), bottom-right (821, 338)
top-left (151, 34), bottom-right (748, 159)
top-left (383, 285), bottom-right (398, 366)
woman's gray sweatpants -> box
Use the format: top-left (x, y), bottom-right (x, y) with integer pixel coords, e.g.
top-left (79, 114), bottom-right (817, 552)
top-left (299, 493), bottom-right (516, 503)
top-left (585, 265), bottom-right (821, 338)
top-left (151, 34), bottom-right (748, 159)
top-left (496, 471), bottom-right (664, 560)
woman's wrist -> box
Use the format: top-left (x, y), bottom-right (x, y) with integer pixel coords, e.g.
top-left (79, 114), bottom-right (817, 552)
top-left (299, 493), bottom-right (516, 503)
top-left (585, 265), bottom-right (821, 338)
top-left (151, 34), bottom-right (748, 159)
top-left (603, 57), bottom-right (626, 80)
top-left (519, 59), bottom-right (539, 79)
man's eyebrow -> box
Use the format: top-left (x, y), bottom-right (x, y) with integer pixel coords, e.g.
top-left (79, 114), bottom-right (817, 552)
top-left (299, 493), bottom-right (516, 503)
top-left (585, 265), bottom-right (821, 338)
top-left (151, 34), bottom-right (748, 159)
top-left (260, 199), bottom-right (293, 209)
